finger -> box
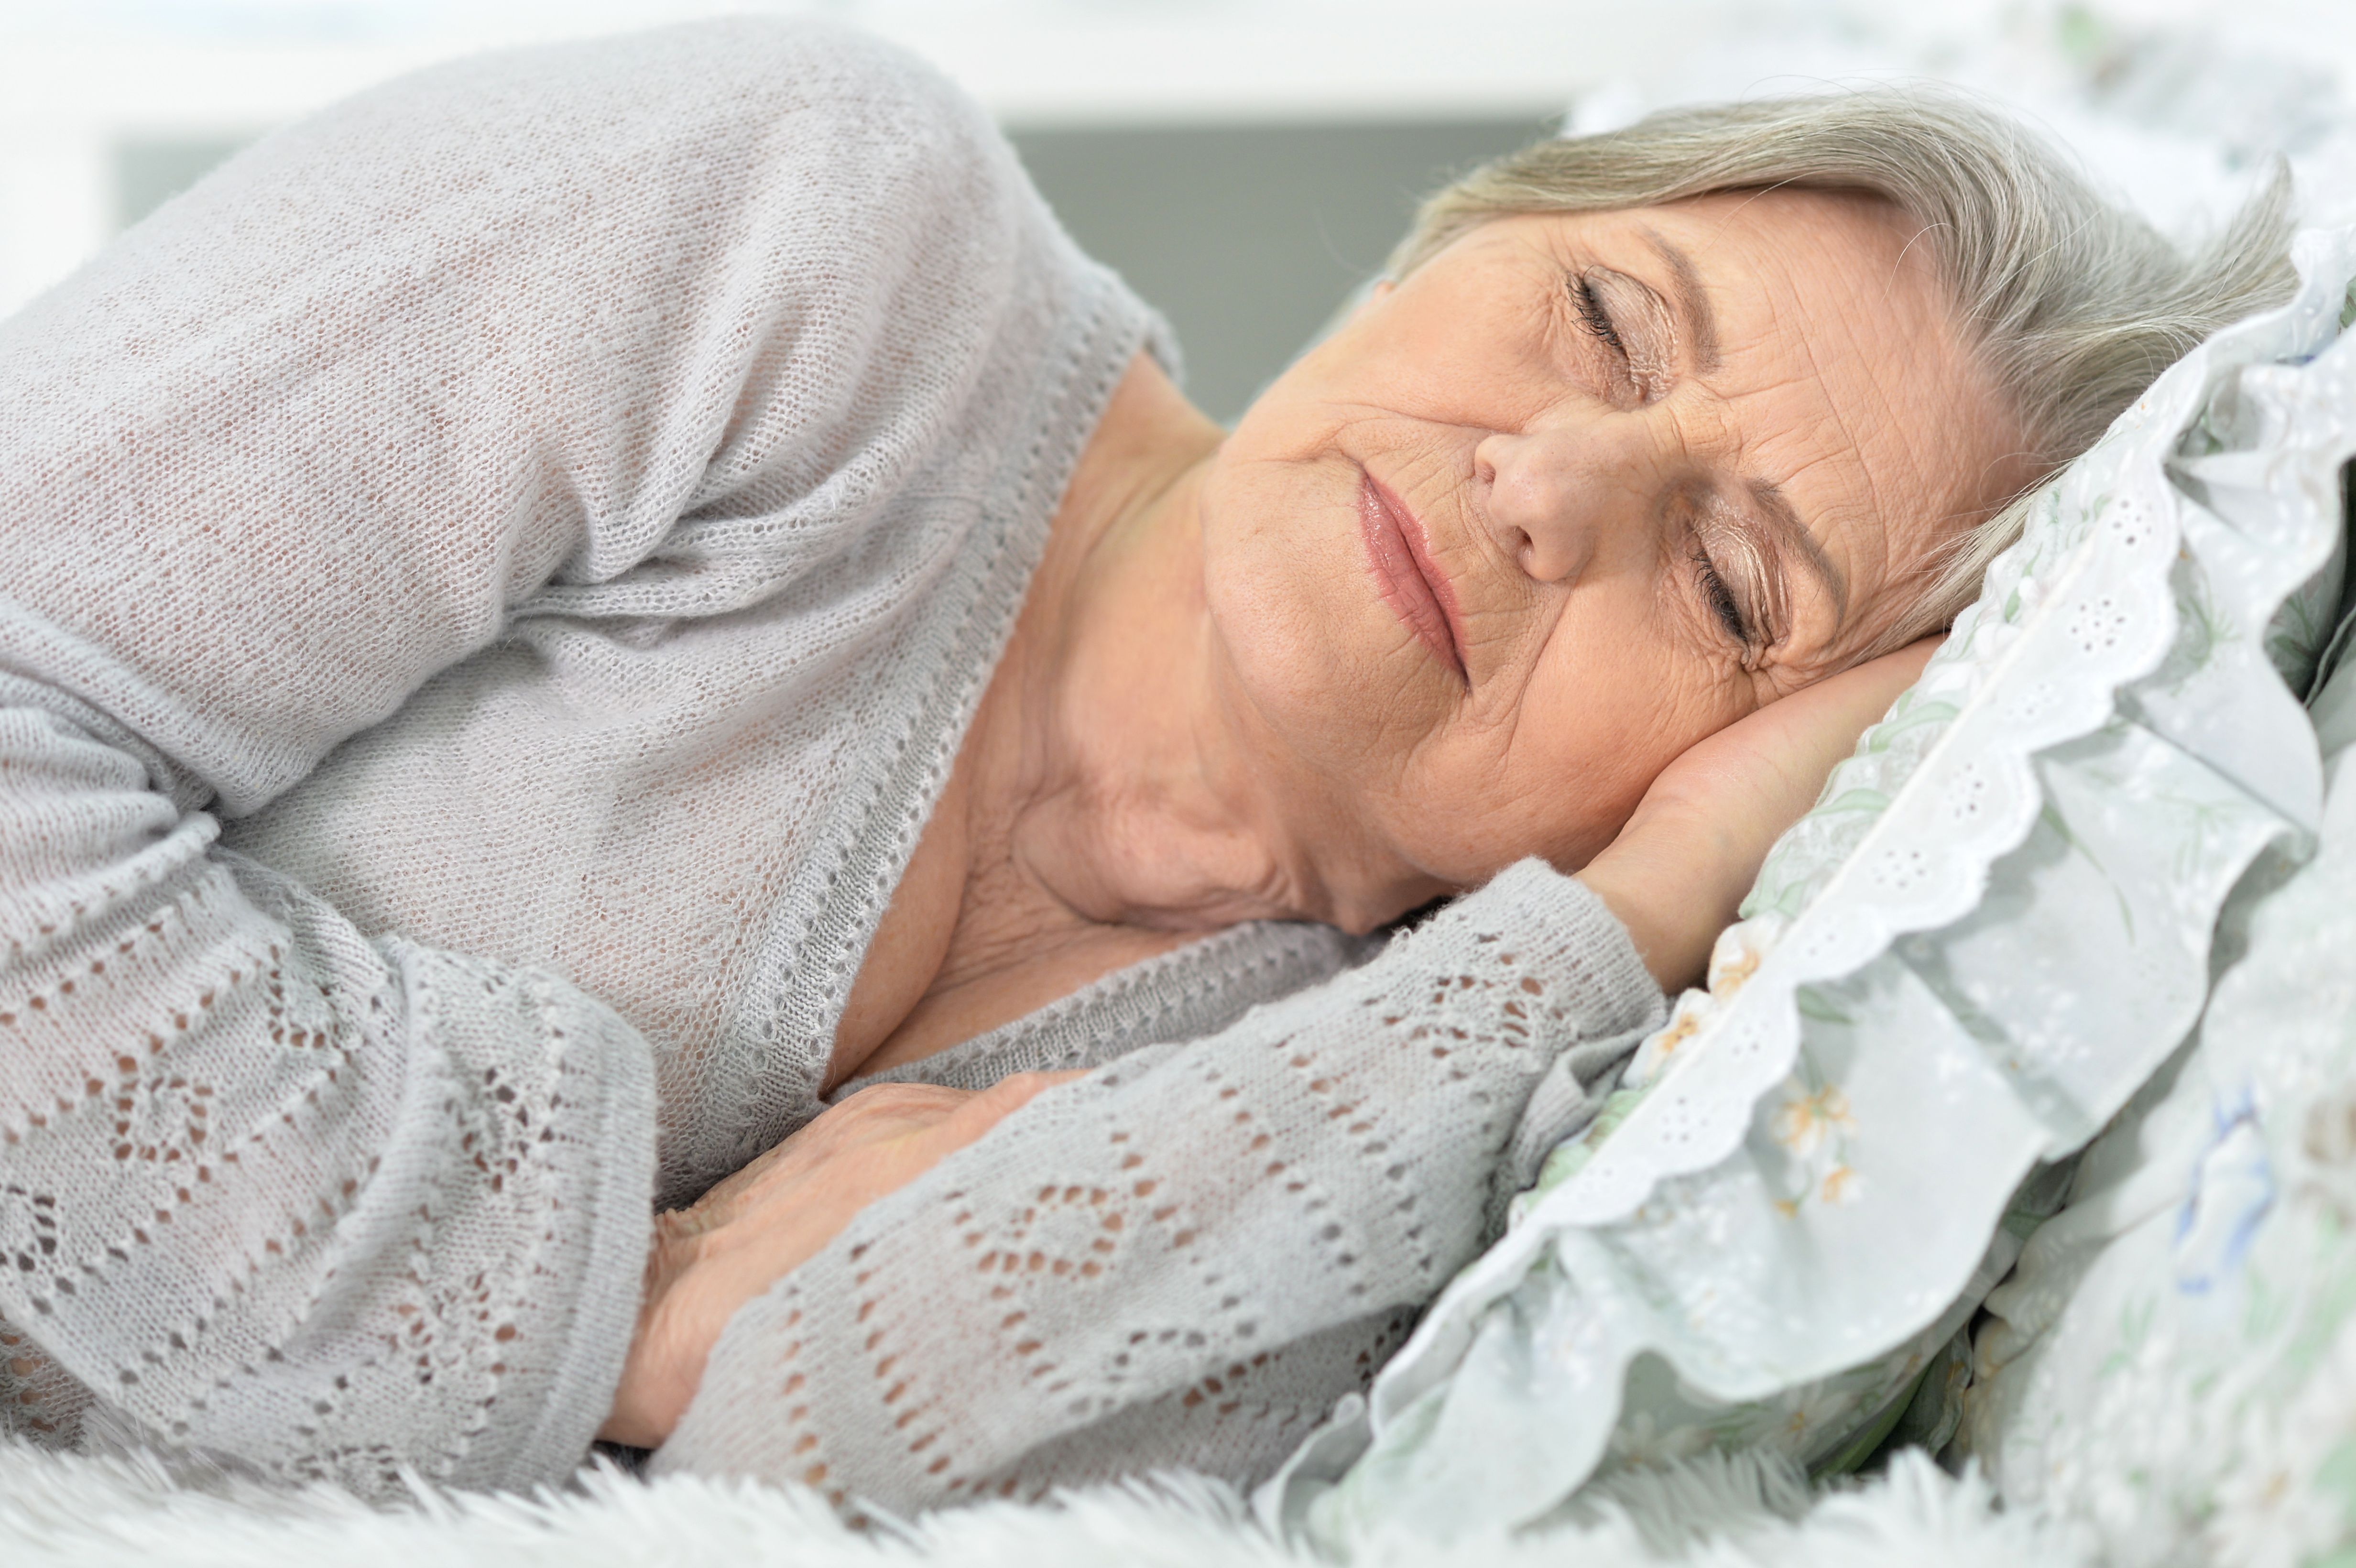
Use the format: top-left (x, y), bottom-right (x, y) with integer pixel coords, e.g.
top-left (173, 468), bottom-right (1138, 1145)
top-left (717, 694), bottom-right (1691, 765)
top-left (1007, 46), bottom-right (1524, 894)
top-left (971, 1068), bottom-right (1089, 1113)
top-left (1841, 633), bottom-right (1942, 695)
top-left (929, 1068), bottom-right (1086, 1149)
top-left (801, 1084), bottom-right (979, 1152)
top-left (676, 1083), bottom-right (984, 1223)
top-left (831, 1082), bottom-right (978, 1119)
top-left (671, 1072), bottom-right (1090, 1234)
top-left (993, 1068), bottom-right (1091, 1094)
top-left (738, 1075), bottom-right (1073, 1207)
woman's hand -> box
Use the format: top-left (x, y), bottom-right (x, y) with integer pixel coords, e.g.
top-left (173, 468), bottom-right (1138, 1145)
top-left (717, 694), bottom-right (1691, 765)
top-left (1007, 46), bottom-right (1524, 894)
top-left (601, 1071), bottom-right (1080, 1449)
top-left (1579, 640), bottom-right (1940, 992)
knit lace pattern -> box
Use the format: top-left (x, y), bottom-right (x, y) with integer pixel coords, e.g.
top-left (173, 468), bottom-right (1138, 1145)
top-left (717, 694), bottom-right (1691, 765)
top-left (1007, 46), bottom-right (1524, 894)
top-left (653, 861), bottom-right (1661, 1513)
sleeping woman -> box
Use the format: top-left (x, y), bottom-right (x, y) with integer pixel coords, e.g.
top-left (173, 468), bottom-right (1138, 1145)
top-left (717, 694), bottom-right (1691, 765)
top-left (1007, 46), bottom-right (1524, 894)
top-left (0, 18), bottom-right (2291, 1511)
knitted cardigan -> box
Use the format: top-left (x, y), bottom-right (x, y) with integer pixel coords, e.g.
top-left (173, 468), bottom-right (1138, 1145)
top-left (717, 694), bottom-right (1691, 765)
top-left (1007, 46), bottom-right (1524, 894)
top-left (0, 18), bottom-right (1664, 1508)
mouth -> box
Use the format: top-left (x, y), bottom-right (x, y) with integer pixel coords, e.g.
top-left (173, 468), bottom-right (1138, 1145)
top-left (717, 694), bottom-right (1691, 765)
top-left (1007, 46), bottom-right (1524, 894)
top-left (1358, 471), bottom-right (1467, 681)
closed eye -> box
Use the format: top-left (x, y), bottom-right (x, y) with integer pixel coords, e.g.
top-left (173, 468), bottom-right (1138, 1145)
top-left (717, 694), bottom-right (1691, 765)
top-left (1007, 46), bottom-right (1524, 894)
top-left (1573, 275), bottom-right (1625, 356)
top-left (1694, 546), bottom-right (1753, 647)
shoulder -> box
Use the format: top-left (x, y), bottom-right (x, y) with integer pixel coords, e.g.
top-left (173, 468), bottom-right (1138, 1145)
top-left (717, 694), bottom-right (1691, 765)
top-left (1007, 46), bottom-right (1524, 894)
top-left (547, 18), bottom-right (996, 152)
top-left (327, 19), bottom-right (1007, 182)
top-left (659, 17), bottom-right (989, 130)
top-left (284, 19), bottom-right (1030, 272)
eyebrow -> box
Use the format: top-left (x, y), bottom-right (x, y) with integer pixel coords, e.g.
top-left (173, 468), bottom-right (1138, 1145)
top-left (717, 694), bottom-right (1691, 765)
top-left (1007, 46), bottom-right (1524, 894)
top-left (1748, 478), bottom-right (1850, 626)
top-left (1642, 229), bottom-right (1721, 375)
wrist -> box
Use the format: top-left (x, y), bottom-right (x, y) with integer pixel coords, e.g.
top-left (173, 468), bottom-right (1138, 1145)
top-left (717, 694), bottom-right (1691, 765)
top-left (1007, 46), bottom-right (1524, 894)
top-left (1578, 822), bottom-right (1749, 993)
top-left (1578, 852), bottom-right (1684, 993)
top-left (600, 1212), bottom-right (699, 1448)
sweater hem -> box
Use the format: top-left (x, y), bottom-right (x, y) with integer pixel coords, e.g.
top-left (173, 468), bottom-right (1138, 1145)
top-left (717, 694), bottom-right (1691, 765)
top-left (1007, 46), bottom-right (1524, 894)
top-left (498, 989), bottom-right (659, 1491)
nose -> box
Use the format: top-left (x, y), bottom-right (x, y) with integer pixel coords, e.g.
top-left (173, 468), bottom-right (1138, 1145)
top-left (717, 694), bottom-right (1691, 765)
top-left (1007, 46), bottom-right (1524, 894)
top-left (1473, 422), bottom-right (1662, 585)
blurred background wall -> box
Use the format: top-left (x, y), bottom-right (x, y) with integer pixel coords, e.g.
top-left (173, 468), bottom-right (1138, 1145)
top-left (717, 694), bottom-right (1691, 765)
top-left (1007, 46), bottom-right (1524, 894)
top-left (3, 0), bottom-right (2353, 420)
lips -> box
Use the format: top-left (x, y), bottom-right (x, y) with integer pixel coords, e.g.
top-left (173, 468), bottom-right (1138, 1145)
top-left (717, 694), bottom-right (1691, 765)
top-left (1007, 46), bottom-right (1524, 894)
top-left (1358, 472), bottom-right (1466, 680)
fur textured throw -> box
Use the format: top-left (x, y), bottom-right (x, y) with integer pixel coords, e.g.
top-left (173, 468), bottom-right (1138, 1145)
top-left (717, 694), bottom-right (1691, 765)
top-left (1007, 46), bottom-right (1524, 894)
top-left (0, 1436), bottom-right (2081, 1568)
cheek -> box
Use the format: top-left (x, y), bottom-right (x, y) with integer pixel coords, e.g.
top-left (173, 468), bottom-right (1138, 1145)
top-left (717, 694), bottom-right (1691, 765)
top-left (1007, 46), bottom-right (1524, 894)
top-left (1380, 613), bottom-right (1748, 881)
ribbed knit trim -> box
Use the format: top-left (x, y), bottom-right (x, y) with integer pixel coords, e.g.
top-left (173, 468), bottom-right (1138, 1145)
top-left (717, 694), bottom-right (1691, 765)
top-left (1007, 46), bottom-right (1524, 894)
top-left (498, 983), bottom-right (658, 1490)
top-left (716, 239), bottom-right (1165, 1184)
top-left (837, 920), bottom-right (1375, 1098)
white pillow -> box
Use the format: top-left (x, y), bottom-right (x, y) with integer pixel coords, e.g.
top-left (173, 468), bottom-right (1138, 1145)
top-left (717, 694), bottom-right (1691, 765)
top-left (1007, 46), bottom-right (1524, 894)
top-left (1956, 392), bottom-right (2356, 1566)
top-left (1258, 231), bottom-right (2356, 1549)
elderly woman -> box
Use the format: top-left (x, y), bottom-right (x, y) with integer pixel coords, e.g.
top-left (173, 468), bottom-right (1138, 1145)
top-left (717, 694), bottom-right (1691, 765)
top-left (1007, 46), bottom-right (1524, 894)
top-left (0, 17), bottom-right (2288, 1511)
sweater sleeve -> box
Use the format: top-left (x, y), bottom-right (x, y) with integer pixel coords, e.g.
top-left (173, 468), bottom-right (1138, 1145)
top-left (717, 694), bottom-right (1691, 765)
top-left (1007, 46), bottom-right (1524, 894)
top-left (650, 860), bottom-right (1668, 1512)
top-left (0, 687), bottom-right (659, 1492)
top-left (0, 20), bottom-right (1040, 1493)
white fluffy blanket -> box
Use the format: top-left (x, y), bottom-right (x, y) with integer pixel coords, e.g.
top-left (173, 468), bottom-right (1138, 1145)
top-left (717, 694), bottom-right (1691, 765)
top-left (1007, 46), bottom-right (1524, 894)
top-left (0, 1438), bottom-right (2084, 1568)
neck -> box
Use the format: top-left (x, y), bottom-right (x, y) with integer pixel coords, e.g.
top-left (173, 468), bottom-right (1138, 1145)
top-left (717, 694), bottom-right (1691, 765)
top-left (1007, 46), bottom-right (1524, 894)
top-left (966, 356), bottom-right (1331, 937)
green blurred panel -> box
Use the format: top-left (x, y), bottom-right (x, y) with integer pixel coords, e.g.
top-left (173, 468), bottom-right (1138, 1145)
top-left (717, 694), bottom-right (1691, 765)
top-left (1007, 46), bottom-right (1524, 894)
top-left (115, 137), bottom-right (254, 231)
top-left (1009, 118), bottom-right (1547, 421)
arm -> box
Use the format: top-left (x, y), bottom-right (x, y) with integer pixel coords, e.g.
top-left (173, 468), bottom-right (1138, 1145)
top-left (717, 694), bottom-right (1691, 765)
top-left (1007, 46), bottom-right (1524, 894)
top-left (0, 715), bottom-right (657, 1491)
top-left (0, 20), bottom-right (1031, 1492)
top-left (624, 643), bottom-right (1939, 1506)
top-left (647, 862), bottom-right (1662, 1509)
top-left (602, 1072), bottom-right (1081, 1448)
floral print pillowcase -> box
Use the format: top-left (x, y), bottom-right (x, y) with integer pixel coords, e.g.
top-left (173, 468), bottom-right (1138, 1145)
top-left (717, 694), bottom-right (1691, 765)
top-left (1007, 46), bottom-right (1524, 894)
top-left (1962, 718), bottom-right (2356, 1568)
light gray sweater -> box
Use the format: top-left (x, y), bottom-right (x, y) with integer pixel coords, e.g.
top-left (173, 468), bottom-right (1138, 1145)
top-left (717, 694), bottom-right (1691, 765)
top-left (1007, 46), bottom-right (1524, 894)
top-left (0, 19), bottom-right (1663, 1508)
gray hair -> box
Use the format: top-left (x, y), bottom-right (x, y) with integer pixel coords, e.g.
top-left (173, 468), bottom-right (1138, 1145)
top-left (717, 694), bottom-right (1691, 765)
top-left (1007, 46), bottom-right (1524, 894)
top-left (1389, 88), bottom-right (2297, 656)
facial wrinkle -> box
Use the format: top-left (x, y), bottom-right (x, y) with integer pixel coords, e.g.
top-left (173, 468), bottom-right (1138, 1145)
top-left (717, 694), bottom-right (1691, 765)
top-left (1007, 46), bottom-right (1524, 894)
top-left (1747, 478), bottom-right (1847, 626)
top-left (1587, 268), bottom-right (1678, 402)
top-left (1781, 320), bottom-right (1887, 646)
top-left (1701, 495), bottom-right (1787, 649)
top-left (1642, 227), bottom-right (1722, 374)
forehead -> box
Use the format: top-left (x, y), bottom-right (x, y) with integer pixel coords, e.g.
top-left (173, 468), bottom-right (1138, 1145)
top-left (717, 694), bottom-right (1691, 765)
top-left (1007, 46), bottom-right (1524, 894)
top-left (1669, 192), bottom-right (1980, 419)
top-left (1660, 191), bottom-right (1954, 382)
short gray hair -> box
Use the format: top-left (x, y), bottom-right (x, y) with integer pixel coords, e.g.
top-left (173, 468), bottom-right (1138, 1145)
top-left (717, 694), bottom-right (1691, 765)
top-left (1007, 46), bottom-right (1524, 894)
top-left (1390, 88), bottom-right (2297, 656)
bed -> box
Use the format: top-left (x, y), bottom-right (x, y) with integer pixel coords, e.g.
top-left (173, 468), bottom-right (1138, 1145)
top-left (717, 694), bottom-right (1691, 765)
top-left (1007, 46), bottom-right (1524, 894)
top-left (10, 7), bottom-right (2356, 1565)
